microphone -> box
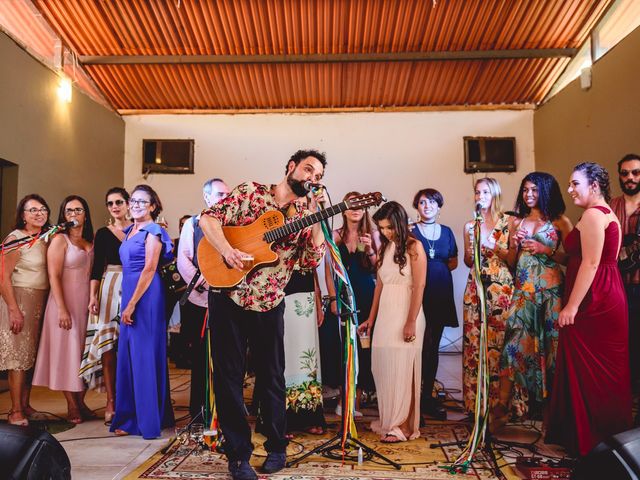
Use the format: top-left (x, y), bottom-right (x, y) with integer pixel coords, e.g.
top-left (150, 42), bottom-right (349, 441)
top-left (57, 219), bottom-right (79, 229)
top-left (303, 181), bottom-right (324, 192)
top-left (475, 202), bottom-right (483, 214)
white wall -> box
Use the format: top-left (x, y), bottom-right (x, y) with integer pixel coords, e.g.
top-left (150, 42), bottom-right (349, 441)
top-left (124, 110), bottom-right (535, 350)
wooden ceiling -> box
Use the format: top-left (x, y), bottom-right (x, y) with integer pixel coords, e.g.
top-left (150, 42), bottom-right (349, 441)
top-left (30, 0), bottom-right (613, 113)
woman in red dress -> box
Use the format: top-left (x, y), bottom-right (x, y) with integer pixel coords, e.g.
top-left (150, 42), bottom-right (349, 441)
top-left (545, 162), bottom-right (632, 456)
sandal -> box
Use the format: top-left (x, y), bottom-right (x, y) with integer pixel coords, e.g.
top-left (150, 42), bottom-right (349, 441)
top-left (305, 426), bottom-right (325, 435)
top-left (23, 405), bottom-right (46, 421)
top-left (104, 399), bottom-right (115, 425)
top-left (380, 434), bottom-right (402, 443)
top-left (67, 409), bottom-right (83, 425)
top-left (8, 410), bottom-right (29, 427)
top-left (80, 406), bottom-right (98, 420)
top-left (114, 429), bottom-right (129, 436)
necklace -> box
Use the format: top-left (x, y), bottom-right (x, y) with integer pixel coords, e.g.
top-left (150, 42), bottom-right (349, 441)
top-left (418, 223), bottom-right (437, 258)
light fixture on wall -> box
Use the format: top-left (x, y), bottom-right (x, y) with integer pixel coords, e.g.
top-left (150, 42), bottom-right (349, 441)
top-left (57, 74), bottom-right (72, 103)
top-left (54, 39), bottom-right (74, 104)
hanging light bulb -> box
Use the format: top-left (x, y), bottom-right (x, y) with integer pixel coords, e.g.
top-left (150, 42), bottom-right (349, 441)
top-left (57, 75), bottom-right (72, 103)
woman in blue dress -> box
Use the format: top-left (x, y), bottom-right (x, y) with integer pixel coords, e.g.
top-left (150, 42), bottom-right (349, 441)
top-left (322, 191), bottom-right (379, 415)
top-left (411, 188), bottom-right (458, 421)
top-left (110, 184), bottom-right (174, 438)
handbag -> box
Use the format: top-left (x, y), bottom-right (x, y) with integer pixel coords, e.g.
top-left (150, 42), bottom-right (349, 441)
top-left (619, 219), bottom-right (640, 274)
top-left (160, 260), bottom-right (187, 294)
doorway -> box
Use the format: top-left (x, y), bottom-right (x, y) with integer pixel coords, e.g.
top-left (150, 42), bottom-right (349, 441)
top-left (0, 158), bottom-right (19, 239)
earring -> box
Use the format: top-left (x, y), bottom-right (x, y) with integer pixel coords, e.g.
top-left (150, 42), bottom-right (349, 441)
top-left (106, 217), bottom-right (114, 226)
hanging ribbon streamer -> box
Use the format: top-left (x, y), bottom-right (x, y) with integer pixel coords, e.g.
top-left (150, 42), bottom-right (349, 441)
top-left (320, 220), bottom-right (360, 447)
top-left (1, 225), bottom-right (65, 282)
top-left (445, 214), bottom-right (490, 474)
top-left (202, 312), bottom-right (221, 450)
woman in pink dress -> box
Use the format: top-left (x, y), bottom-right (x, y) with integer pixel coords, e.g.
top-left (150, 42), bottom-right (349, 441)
top-left (546, 162), bottom-right (632, 456)
top-left (33, 196), bottom-right (94, 424)
top-left (358, 201), bottom-right (426, 443)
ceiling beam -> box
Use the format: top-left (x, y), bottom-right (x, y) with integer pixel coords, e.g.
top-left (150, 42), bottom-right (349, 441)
top-left (80, 49), bottom-right (577, 65)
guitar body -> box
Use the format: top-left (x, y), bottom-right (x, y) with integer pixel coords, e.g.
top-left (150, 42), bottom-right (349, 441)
top-left (197, 192), bottom-right (384, 289)
top-left (197, 210), bottom-right (283, 288)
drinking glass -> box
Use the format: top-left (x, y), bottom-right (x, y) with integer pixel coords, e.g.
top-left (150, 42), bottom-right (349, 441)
top-left (190, 423), bottom-right (205, 456)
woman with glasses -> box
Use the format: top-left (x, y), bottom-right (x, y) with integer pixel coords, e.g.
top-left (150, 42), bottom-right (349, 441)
top-left (110, 185), bottom-right (174, 438)
top-left (33, 196), bottom-right (94, 424)
top-left (80, 187), bottom-right (131, 424)
top-left (0, 195), bottom-right (51, 426)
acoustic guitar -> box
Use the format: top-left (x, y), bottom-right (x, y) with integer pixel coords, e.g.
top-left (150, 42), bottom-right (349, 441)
top-left (197, 192), bottom-right (384, 288)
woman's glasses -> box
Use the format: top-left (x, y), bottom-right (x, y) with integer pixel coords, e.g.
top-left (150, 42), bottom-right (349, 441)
top-left (24, 207), bottom-right (48, 215)
top-left (106, 199), bottom-right (126, 207)
top-left (65, 207), bottom-right (85, 216)
top-left (129, 199), bottom-right (150, 206)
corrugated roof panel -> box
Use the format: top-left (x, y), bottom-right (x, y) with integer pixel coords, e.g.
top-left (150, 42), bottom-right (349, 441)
top-left (25, 0), bottom-right (615, 111)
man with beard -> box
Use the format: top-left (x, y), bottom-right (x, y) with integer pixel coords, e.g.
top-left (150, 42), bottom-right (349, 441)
top-left (611, 153), bottom-right (640, 413)
top-left (200, 150), bottom-right (326, 480)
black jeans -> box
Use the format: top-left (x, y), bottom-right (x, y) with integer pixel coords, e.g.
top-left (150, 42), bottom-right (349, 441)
top-left (627, 284), bottom-right (640, 391)
top-left (208, 291), bottom-right (288, 462)
top-left (179, 300), bottom-right (208, 419)
top-left (421, 322), bottom-right (445, 411)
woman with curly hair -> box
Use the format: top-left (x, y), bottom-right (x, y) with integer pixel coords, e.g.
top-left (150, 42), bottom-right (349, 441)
top-left (358, 201), bottom-right (426, 443)
top-left (493, 172), bottom-right (572, 430)
top-left (546, 162), bottom-right (632, 456)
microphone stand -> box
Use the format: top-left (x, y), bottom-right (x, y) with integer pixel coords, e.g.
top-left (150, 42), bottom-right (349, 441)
top-left (286, 213), bottom-right (400, 470)
top-left (430, 207), bottom-right (506, 479)
top-left (0, 223), bottom-right (68, 252)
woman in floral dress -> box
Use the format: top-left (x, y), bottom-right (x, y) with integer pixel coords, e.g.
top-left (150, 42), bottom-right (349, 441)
top-left (494, 173), bottom-right (572, 428)
top-left (462, 178), bottom-right (513, 414)
top-left (282, 267), bottom-right (326, 434)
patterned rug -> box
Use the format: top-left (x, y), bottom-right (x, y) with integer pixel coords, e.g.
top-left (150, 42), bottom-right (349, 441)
top-left (125, 422), bottom-right (518, 479)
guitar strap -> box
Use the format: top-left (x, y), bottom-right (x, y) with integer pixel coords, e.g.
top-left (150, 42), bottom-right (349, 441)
top-left (179, 215), bottom-right (204, 306)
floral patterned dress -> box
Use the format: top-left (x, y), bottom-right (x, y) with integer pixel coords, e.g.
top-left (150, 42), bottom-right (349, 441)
top-left (500, 221), bottom-right (563, 419)
top-left (463, 214), bottom-right (514, 413)
top-left (282, 269), bottom-right (325, 431)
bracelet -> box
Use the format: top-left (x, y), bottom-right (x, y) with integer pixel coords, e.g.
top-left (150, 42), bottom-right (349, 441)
top-left (549, 245), bottom-right (558, 257)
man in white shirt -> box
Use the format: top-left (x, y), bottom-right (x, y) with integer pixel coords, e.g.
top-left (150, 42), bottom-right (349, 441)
top-left (177, 178), bottom-right (230, 418)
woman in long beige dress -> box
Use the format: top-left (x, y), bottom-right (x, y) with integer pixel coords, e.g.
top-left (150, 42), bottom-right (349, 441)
top-left (358, 201), bottom-right (427, 443)
top-left (0, 194), bottom-right (51, 426)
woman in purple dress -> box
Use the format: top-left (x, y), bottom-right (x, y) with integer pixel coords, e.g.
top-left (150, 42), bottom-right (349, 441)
top-left (110, 185), bottom-right (174, 438)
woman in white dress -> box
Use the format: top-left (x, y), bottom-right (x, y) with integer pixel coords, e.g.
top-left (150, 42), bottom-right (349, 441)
top-left (358, 201), bottom-right (427, 443)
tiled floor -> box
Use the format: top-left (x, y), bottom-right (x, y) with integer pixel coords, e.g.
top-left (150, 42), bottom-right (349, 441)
top-left (0, 353), bottom-right (559, 479)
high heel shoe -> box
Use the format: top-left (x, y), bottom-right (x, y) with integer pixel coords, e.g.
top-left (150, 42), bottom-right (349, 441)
top-left (8, 410), bottom-right (29, 427)
top-left (104, 400), bottom-right (115, 425)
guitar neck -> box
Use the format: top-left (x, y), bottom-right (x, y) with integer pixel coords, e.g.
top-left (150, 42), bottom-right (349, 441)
top-left (264, 201), bottom-right (349, 242)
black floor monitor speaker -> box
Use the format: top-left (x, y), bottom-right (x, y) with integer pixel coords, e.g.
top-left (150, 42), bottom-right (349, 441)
top-left (573, 427), bottom-right (640, 480)
top-left (0, 424), bottom-right (71, 480)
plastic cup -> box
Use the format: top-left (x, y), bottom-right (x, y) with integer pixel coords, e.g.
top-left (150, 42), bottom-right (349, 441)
top-left (359, 332), bottom-right (371, 349)
top-left (240, 254), bottom-right (254, 271)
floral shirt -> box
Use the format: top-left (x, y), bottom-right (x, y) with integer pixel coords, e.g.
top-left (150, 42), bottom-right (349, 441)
top-left (202, 182), bottom-right (325, 312)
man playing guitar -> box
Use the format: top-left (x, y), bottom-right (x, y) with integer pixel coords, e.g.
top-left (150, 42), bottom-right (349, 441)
top-left (199, 150), bottom-right (326, 480)
top-left (610, 153), bottom-right (640, 419)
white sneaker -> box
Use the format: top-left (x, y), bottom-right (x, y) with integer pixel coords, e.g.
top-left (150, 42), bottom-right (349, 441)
top-left (354, 410), bottom-right (363, 417)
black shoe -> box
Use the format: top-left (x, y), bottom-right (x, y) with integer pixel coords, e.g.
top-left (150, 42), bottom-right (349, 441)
top-left (262, 452), bottom-right (286, 474)
top-left (423, 402), bottom-right (447, 421)
top-left (228, 460), bottom-right (257, 480)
